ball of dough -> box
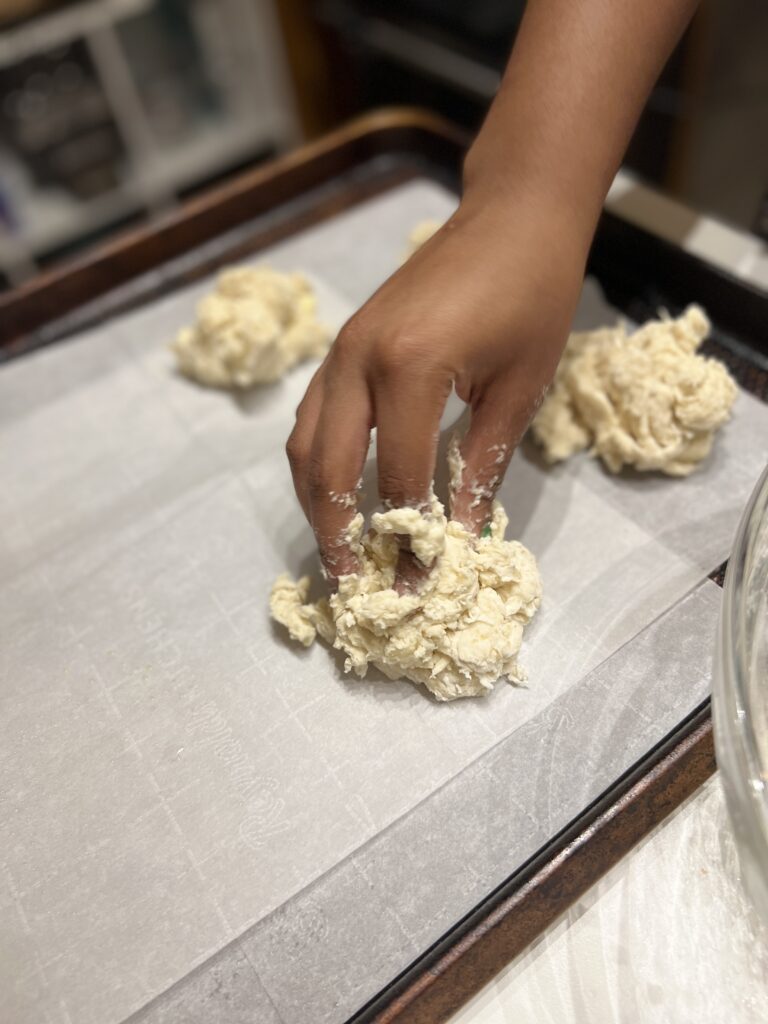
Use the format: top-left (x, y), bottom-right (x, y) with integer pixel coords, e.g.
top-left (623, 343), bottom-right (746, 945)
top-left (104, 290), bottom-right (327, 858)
top-left (531, 306), bottom-right (737, 476)
top-left (270, 498), bottom-right (542, 702)
top-left (172, 266), bottom-right (332, 388)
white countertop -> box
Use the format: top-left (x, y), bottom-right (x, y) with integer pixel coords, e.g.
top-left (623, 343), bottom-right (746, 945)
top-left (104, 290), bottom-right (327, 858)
top-left (452, 778), bottom-right (768, 1023)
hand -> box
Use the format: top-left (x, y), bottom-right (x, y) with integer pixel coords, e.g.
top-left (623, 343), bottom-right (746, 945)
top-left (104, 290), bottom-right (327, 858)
top-left (286, 192), bottom-right (589, 582)
top-left (288, 0), bottom-right (698, 583)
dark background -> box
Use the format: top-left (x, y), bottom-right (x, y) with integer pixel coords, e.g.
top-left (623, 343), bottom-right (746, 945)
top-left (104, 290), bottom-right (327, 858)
top-left (0, 0), bottom-right (765, 289)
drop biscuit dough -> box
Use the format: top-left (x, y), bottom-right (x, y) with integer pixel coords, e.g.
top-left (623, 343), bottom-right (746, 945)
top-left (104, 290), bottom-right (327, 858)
top-left (532, 306), bottom-right (737, 475)
top-left (271, 497), bottom-right (542, 701)
top-left (172, 266), bottom-right (331, 388)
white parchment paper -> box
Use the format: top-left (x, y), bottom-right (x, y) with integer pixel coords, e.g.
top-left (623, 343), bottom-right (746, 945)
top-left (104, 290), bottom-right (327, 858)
top-left (2, 180), bottom-right (767, 1024)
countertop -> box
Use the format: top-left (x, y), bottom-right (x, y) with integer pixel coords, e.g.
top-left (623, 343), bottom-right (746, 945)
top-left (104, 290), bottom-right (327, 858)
top-left (451, 778), bottom-right (768, 1023)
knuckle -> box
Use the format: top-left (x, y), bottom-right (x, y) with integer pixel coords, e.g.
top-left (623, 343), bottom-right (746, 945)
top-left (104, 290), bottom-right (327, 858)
top-left (377, 469), bottom-right (408, 507)
top-left (332, 316), bottom-right (365, 362)
top-left (307, 453), bottom-right (331, 500)
top-left (374, 327), bottom-right (452, 386)
top-left (371, 332), bottom-right (423, 380)
top-left (285, 430), bottom-right (307, 470)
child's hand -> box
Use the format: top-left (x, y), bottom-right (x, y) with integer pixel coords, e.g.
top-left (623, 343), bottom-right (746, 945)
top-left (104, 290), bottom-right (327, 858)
top-left (286, 194), bottom-right (587, 580)
top-left (287, 0), bottom-right (698, 581)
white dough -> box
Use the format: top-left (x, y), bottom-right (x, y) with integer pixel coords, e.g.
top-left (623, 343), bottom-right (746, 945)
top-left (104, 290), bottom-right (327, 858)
top-left (531, 305), bottom-right (738, 476)
top-left (172, 265), bottom-right (332, 388)
top-left (370, 504), bottom-right (445, 565)
top-left (270, 498), bottom-right (542, 702)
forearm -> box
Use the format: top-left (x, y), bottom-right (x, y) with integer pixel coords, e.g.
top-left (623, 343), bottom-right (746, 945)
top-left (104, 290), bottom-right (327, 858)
top-left (463, 0), bottom-right (698, 241)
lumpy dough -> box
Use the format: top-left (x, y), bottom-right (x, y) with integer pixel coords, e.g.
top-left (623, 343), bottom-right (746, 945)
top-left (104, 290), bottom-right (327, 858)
top-left (270, 498), bottom-right (542, 702)
top-left (531, 305), bottom-right (737, 476)
top-left (172, 265), bottom-right (331, 388)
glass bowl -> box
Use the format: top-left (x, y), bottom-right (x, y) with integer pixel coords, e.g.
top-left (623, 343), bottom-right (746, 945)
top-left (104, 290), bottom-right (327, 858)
top-left (714, 462), bottom-right (768, 927)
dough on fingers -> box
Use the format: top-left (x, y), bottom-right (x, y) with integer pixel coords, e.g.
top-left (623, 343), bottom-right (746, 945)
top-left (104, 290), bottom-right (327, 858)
top-left (271, 498), bottom-right (542, 702)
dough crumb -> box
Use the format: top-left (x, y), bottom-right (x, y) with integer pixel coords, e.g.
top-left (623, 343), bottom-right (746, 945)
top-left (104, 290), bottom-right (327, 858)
top-left (172, 265), bottom-right (332, 388)
top-left (270, 574), bottom-right (316, 647)
top-left (402, 219), bottom-right (443, 261)
top-left (531, 306), bottom-right (737, 476)
top-left (271, 498), bottom-right (542, 702)
top-left (371, 502), bottom-right (445, 566)
top-left (447, 434), bottom-right (466, 504)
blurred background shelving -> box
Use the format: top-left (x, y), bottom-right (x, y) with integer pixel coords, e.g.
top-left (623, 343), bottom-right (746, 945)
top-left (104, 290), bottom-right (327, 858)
top-left (0, 0), bottom-right (766, 289)
top-left (0, 0), bottom-right (298, 285)
top-left (280, 0), bottom-right (768, 238)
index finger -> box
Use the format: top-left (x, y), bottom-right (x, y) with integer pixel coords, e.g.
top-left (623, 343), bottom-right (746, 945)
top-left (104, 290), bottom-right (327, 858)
top-left (307, 362), bottom-right (372, 580)
top-left (373, 358), bottom-right (452, 585)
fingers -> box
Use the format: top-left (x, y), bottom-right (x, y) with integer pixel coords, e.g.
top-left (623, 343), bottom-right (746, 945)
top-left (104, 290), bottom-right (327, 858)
top-left (289, 323), bottom-right (453, 588)
top-left (307, 350), bottom-right (372, 580)
top-left (373, 349), bottom-right (452, 513)
top-left (450, 375), bottom-right (533, 533)
top-left (393, 549), bottom-right (432, 594)
top-left (286, 362), bottom-right (326, 521)
top-left (373, 351), bottom-right (451, 590)
top-left (287, 347), bottom-right (371, 579)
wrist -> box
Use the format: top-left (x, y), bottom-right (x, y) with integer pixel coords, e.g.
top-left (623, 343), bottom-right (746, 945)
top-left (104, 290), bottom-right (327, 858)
top-left (461, 130), bottom-right (607, 255)
top-left (455, 158), bottom-right (595, 276)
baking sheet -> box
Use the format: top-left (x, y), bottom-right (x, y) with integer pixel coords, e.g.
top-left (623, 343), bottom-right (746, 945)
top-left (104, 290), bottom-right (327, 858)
top-left (2, 180), bottom-right (767, 1024)
top-left (124, 580), bottom-right (722, 1024)
top-left (238, 581), bottom-right (723, 1024)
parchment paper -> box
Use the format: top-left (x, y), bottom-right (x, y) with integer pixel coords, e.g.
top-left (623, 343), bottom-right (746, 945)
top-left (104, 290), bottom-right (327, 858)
top-left (2, 180), bottom-right (767, 1024)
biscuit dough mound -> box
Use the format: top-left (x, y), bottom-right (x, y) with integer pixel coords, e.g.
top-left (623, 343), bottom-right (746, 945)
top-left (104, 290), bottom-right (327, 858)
top-left (172, 266), bottom-right (331, 388)
top-left (531, 306), bottom-right (737, 476)
top-left (270, 499), bottom-right (542, 702)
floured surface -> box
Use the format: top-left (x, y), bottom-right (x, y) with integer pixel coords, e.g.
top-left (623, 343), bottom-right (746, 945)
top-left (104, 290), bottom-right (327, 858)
top-left (2, 179), bottom-right (768, 1024)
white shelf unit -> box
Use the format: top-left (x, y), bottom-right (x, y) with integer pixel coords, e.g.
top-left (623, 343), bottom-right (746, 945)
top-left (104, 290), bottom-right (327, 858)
top-left (0, 0), bottom-right (299, 284)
